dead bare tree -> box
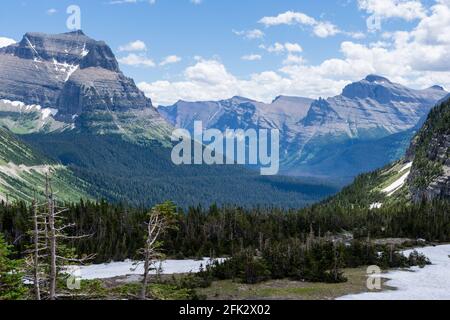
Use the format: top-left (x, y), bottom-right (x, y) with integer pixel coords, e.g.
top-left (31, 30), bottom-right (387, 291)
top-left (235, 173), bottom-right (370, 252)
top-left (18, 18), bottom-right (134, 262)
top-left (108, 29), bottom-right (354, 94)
top-left (24, 193), bottom-right (50, 301)
top-left (45, 177), bottom-right (57, 300)
top-left (25, 173), bottom-right (94, 300)
top-left (24, 198), bottom-right (44, 300)
top-left (139, 202), bottom-right (177, 300)
top-left (31, 199), bottom-right (41, 300)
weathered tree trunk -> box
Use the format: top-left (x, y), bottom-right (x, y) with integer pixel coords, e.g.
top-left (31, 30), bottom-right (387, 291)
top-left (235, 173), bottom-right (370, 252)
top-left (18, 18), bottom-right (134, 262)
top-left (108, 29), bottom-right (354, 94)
top-left (32, 199), bottom-right (41, 300)
top-left (138, 204), bottom-right (175, 301)
top-left (46, 175), bottom-right (57, 300)
top-left (48, 201), bottom-right (56, 300)
top-left (140, 248), bottom-right (150, 300)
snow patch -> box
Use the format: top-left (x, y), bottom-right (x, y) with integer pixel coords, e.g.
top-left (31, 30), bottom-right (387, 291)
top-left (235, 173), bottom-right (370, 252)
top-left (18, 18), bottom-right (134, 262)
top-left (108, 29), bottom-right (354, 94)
top-left (80, 43), bottom-right (89, 57)
top-left (1, 99), bottom-right (58, 120)
top-left (338, 245), bottom-right (450, 300)
top-left (66, 258), bottom-right (223, 280)
top-left (52, 58), bottom-right (79, 82)
top-left (399, 162), bottom-right (413, 173)
top-left (25, 36), bottom-right (39, 56)
top-left (382, 163), bottom-right (413, 196)
top-left (370, 202), bottom-right (383, 210)
top-left (41, 108), bottom-right (58, 120)
top-left (1, 99), bottom-right (25, 108)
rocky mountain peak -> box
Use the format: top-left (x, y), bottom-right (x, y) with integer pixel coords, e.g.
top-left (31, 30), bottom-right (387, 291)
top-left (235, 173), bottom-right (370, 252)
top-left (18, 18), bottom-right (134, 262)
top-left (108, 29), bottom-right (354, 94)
top-left (0, 30), bottom-right (172, 142)
top-left (301, 98), bottom-right (341, 127)
top-left (0, 31), bottom-right (149, 110)
top-left (341, 75), bottom-right (398, 102)
top-left (364, 74), bottom-right (392, 83)
top-left (1, 30), bottom-right (119, 72)
top-left (429, 85), bottom-right (445, 91)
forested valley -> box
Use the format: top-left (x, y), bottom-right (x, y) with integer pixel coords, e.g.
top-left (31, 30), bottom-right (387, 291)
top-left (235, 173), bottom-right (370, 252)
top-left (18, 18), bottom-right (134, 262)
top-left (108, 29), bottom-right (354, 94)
top-left (1, 199), bottom-right (449, 262)
top-left (0, 194), bottom-right (448, 299)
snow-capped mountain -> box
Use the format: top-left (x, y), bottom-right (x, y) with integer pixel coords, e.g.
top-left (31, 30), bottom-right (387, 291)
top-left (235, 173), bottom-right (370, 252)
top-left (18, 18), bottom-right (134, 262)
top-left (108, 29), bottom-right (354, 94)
top-left (0, 30), bottom-right (171, 141)
top-left (159, 75), bottom-right (447, 181)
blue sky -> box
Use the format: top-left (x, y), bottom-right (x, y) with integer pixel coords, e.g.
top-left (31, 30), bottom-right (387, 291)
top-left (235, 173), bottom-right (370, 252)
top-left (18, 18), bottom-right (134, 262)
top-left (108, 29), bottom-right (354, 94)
top-left (0, 0), bottom-right (449, 105)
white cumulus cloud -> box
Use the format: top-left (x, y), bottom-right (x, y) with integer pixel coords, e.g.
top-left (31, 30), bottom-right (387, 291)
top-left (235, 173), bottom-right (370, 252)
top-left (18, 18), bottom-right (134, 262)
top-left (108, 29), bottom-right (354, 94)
top-left (137, 1), bottom-right (450, 107)
top-left (46, 8), bottom-right (57, 15)
top-left (358, 0), bottom-right (427, 20)
top-left (0, 37), bottom-right (16, 48)
top-left (233, 29), bottom-right (265, 39)
top-left (260, 42), bottom-right (303, 54)
top-left (160, 55), bottom-right (182, 66)
top-left (259, 10), bottom-right (363, 38)
top-left (118, 40), bottom-right (147, 52)
top-left (118, 53), bottom-right (155, 67)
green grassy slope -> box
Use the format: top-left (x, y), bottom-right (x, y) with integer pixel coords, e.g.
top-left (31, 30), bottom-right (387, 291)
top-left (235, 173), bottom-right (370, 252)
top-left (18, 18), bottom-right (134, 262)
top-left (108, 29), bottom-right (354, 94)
top-left (0, 128), bottom-right (91, 203)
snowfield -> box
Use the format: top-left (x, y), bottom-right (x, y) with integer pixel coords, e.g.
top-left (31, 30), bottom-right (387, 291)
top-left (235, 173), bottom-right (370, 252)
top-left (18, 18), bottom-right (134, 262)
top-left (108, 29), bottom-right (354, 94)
top-left (66, 258), bottom-right (222, 280)
top-left (382, 162), bottom-right (413, 196)
top-left (338, 245), bottom-right (450, 300)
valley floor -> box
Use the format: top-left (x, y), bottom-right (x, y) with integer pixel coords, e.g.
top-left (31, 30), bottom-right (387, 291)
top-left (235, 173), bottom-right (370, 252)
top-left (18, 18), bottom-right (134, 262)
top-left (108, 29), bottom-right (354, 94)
top-left (68, 244), bottom-right (450, 300)
top-left (196, 268), bottom-right (372, 300)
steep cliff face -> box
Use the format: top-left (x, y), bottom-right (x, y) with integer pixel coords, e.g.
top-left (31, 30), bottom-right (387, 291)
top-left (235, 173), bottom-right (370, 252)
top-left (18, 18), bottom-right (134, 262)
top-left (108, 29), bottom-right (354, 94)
top-left (0, 31), bottom-right (171, 141)
top-left (407, 97), bottom-right (450, 201)
top-left (57, 67), bottom-right (152, 117)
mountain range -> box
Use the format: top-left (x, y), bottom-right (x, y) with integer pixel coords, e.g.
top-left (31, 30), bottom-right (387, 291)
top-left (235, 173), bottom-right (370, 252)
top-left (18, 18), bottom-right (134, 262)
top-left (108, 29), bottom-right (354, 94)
top-left (159, 75), bottom-right (447, 182)
top-left (0, 31), bottom-right (337, 207)
top-left (0, 30), bottom-right (447, 207)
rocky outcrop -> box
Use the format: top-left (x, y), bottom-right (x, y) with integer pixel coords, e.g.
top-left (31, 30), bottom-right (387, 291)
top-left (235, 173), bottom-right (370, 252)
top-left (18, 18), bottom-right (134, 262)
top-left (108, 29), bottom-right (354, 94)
top-left (57, 67), bottom-right (153, 117)
top-left (407, 98), bottom-right (450, 201)
top-left (301, 98), bottom-right (342, 126)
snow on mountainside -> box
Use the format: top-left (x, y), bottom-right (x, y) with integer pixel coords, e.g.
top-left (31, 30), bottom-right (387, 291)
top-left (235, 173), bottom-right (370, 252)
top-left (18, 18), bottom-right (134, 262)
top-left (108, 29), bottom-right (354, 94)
top-left (159, 75), bottom-right (447, 180)
top-left (0, 99), bottom-right (69, 134)
top-left (0, 31), bottom-right (172, 142)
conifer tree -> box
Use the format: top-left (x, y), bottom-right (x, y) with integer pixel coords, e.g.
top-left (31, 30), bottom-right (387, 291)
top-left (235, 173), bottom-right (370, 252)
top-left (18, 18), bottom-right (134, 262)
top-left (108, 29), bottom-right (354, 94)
top-left (0, 233), bottom-right (26, 300)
